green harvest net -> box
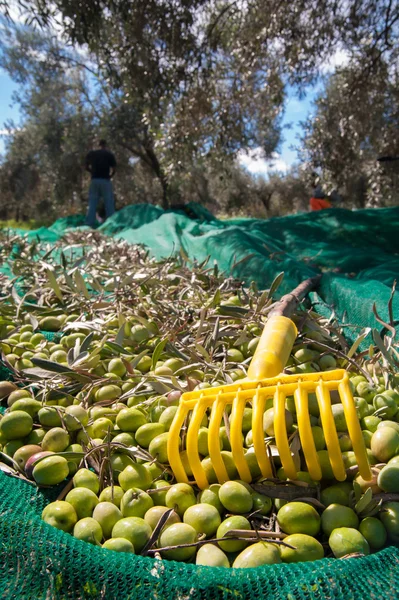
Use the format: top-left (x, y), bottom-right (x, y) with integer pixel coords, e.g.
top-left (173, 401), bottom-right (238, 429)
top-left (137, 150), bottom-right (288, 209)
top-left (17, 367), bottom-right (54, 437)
top-left (6, 204), bottom-right (399, 345)
top-left (1, 468), bottom-right (399, 600)
top-left (1, 204), bottom-right (399, 599)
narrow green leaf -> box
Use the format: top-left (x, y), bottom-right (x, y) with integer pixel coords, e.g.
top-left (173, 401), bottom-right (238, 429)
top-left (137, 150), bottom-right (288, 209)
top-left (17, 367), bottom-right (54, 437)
top-left (31, 357), bottom-right (73, 373)
top-left (11, 286), bottom-right (22, 307)
top-left (347, 328), bottom-right (371, 359)
top-left (115, 324), bottom-right (126, 347)
top-left (216, 305), bottom-right (247, 317)
top-left (164, 342), bottom-right (189, 361)
top-left (46, 269), bottom-right (63, 302)
top-left (211, 317), bottom-right (220, 346)
top-left (353, 481), bottom-right (363, 503)
top-left (141, 508), bottom-right (175, 555)
top-left (67, 347), bottom-right (75, 367)
top-left (69, 256), bottom-right (86, 272)
top-left (74, 270), bottom-right (90, 300)
top-left (207, 289), bottom-right (221, 308)
top-left (267, 271), bottom-right (284, 301)
top-left (151, 339), bottom-right (167, 371)
top-left (64, 272), bottom-right (77, 292)
top-left (194, 343), bottom-right (211, 363)
top-left (0, 451), bottom-right (21, 472)
top-left (72, 351), bottom-right (90, 366)
top-left (150, 380), bottom-right (173, 395)
top-left (89, 334), bottom-right (108, 356)
top-left (174, 363), bottom-right (204, 375)
top-left (81, 333), bottom-right (94, 354)
top-left (120, 272), bottom-right (137, 287)
top-left (255, 289), bottom-right (270, 313)
top-left (61, 371), bottom-right (92, 384)
top-left (372, 329), bottom-right (399, 368)
top-left (105, 341), bottom-right (126, 355)
top-left (57, 451), bottom-right (85, 460)
top-left (355, 487), bottom-right (373, 514)
top-left (22, 367), bottom-right (60, 379)
top-left (60, 250), bottom-right (67, 270)
top-left (131, 349), bottom-right (150, 369)
top-left (28, 313), bottom-right (39, 331)
top-left (89, 277), bottom-right (104, 292)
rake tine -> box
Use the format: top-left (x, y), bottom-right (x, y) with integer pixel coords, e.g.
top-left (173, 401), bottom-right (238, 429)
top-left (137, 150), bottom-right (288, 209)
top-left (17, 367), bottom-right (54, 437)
top-left (231, 388), bottom-right (252, 482)
top-left (253, 386), bottom-right (274, 478)
top-left (316, 380), bottom-right (346, 481)
top-left (339, 374), bottom-right (371, 481)
top-left (167, 401), bottom-right (190, 484)
top-left (274, 384), bottom-right (297, 480)
top-left (295, 383), bottom-right (322, 481)
top-left (208, 391), bottom-right (229, 484)
top-left (187, 394), bottom-right (210, 490)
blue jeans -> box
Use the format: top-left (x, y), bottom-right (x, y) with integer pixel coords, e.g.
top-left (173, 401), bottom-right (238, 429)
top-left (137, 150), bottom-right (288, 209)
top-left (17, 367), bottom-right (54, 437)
top-left (86, 178), bottom-right (115, 227)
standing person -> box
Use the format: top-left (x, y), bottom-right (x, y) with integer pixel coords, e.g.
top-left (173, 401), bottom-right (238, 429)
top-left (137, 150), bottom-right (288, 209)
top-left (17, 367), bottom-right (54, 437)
top-left (309, 176), bottom-right (331, 211)
top-left (85, 139), bottom-right (117, 227)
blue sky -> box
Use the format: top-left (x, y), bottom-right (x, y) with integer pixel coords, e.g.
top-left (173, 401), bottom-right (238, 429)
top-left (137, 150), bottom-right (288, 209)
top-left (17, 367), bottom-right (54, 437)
top-left (0, 69), bottom-right (20, 136)
top-left (237, 85), bottom-right (322, 176)
top-left (0, 65), bottom-right (320, 175)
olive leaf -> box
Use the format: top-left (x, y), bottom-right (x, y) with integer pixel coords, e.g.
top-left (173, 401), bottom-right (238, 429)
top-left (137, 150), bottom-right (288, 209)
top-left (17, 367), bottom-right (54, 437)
top-left (151, 339), bottom-right (167, 371)
top-left (74, 270), bottom-right (90, 300)
top-left (46, 268), bottom-right (63, 302)
top-left (115, 324), bottom-right (126, 347)
top-left (267, 271), bottom-right (285, 299)
top-left (141, 508), bottom-right (176, 555)
top-left (130, 349), bottom-right (150, 369)
top-left (372, 329), bottom-right (399, 369)
top-left (347, 328), bottom-right (371, 359)
top-left (80, 332), bottom-right (94, 354)
top-left (31, 357), bottom-right (73, 373)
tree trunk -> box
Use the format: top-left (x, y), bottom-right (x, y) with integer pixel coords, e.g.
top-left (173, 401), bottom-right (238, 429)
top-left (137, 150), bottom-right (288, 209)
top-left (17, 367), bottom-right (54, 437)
top-left (259, 191), bottom-right (273, 214)
top-left (120, 140), bottom-right (170, 209)
top-left (144, 145), bottom-right (169, 209)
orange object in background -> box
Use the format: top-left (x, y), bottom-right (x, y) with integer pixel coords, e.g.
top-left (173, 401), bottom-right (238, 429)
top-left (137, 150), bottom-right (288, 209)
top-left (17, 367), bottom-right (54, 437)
top-left (309, 197), bottom-right (332, 211)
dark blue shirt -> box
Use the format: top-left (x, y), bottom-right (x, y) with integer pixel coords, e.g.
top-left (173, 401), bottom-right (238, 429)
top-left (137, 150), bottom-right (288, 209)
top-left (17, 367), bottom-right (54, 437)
top-left (86, 149), bottom-right (116, 179)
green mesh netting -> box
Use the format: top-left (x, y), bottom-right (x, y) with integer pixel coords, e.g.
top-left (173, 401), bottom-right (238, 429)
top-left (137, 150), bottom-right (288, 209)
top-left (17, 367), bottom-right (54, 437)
top-left (0, 360), bottom-right (13, 381)
top-left (2, 204), bottom-right (399, 597)
top-left (1, 472), bottom-right (399, 600)
top-left (5, 204), bottom-right (398, 345)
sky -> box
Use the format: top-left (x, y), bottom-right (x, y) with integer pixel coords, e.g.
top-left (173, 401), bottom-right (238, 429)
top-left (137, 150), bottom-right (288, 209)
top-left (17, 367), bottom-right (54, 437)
top-left (237, 85), bottom-right (322, 177)
top-left (0, 2), bottom-right (348, 177)
top-left (0, 69), bottom-right (20, 139)
top-left (0, 69), bottom-right (320, 176)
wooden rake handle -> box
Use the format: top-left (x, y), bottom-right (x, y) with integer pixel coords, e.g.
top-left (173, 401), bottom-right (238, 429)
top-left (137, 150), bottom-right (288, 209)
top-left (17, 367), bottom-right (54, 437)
top-left (269, 274), bottom-right (322, 319)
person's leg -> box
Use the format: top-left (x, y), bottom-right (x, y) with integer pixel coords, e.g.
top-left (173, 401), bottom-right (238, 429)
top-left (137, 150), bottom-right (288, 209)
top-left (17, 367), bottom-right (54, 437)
top-left (86, 180), bottom-right (99, 227)
top-left (102, 180), bottom-right (115, 220)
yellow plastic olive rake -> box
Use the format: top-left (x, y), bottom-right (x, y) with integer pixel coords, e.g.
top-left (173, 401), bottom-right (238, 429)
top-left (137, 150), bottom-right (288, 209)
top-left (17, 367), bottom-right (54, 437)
top-left (167, 277), bottom-right (372, 489)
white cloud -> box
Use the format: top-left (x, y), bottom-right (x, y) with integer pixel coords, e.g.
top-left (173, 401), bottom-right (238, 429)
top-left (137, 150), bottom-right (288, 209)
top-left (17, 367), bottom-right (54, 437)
top-left (0, 127), bottom-right (21, 137)
top-left (1, 1), bottom-right (28, 24)
top-left (238, 148), bottom-right (289, 177)
top-left (320, 47), bottom-right (350, 73)
top-left (2, 0), bottom-right (68, 43)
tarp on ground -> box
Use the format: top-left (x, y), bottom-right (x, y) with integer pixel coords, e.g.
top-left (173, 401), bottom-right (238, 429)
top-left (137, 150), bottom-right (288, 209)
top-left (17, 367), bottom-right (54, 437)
top-left (4, 203), bottom-right (399, 344)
